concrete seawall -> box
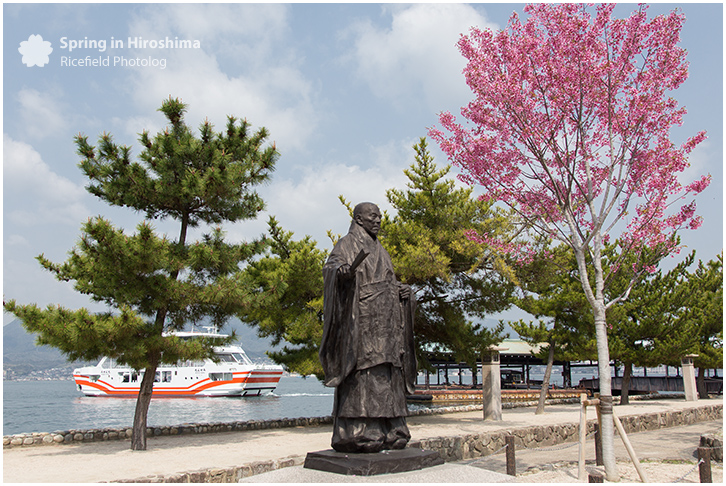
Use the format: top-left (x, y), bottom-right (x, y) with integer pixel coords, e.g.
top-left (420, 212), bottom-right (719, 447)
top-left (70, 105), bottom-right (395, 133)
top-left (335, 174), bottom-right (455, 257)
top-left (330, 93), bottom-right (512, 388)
top-left (414, 403), bottom-right (722, 463)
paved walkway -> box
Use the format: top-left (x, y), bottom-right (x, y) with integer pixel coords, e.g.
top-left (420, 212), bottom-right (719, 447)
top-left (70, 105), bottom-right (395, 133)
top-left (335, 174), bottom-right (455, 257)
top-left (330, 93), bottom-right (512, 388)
top-left (3, 398), bottom-right (722, 483)
top-left (241, 421), bottom-right (722, 483)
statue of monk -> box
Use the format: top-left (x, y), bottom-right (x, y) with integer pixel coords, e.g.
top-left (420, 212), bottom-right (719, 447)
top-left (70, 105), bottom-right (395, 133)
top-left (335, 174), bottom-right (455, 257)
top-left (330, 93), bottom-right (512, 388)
top-left (320, 202), bottom-right (417, 453)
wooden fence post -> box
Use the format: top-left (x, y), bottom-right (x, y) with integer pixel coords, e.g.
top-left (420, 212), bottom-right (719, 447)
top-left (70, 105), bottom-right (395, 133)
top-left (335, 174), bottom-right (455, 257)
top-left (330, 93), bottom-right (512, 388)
top-left (698, 447), bottom-right (712, 483)
top-left (505, 435), bottom-right (516, 476)
top-left (588, 472), bottom-right (604, 482)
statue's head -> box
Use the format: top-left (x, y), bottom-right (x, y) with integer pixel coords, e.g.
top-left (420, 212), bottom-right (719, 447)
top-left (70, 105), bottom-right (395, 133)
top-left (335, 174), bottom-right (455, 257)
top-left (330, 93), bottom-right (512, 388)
top-left (353, 202), bottom-right (381, 238)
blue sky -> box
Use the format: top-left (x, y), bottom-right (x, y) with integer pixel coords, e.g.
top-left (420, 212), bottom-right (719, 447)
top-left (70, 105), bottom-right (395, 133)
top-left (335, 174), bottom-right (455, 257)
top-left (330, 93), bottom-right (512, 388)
top-left (3, 3), bottom-right (723, 326)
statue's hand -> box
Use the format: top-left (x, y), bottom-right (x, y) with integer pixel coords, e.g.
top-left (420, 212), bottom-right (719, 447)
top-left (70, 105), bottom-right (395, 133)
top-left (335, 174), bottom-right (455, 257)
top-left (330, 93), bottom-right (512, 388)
top-left (337, 263), bottom-right (353, 280)
top-left (399, 283), bottom-right (411, 301)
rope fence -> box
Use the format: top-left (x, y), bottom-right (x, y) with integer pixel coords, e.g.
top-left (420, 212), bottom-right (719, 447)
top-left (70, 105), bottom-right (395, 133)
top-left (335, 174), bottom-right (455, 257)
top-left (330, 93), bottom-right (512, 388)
top-left (672, 458), bottom-right (704, 483)
top-left (462, 418), bottom-right (718, 483)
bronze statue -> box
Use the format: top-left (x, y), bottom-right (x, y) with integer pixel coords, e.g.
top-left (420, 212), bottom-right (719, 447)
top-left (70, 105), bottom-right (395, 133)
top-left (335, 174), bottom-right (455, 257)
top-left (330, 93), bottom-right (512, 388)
top-left (320, 202), bottom-right (416, 453)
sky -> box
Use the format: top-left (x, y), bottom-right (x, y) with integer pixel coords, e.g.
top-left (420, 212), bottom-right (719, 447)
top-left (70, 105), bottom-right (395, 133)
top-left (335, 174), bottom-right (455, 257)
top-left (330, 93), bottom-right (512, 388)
top-left (3, 2), bottom-right (723, 328)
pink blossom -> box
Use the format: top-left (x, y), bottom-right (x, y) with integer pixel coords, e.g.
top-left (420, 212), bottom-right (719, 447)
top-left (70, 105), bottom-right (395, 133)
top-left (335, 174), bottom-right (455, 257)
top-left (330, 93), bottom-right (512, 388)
top-left (685, 175), bottom-right (711, 194)
top-left (429, 3), bottom-right (708, 264)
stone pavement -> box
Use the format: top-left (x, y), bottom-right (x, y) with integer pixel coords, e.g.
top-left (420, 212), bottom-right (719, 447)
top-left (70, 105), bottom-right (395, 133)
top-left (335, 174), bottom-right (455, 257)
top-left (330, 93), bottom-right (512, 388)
top-left (242, 421), bottom-right (721, 483)
top-left (3, 397), bottom-right (722, 483)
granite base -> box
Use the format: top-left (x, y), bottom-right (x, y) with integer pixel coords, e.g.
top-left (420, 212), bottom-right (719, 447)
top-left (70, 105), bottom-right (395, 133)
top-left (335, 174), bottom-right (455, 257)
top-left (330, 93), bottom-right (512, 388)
top-left (303, 448), bottom-right (444, 476)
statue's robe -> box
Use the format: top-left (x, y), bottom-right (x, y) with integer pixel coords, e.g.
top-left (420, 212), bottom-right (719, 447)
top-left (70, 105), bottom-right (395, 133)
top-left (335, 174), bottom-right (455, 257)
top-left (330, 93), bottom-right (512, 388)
top-left (320, 221), bottom-right (416, 453)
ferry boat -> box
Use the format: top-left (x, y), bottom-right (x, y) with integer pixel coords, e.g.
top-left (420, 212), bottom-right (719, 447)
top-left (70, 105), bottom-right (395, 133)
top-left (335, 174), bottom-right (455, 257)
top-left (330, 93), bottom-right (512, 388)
top-left (72, 328), bottom-right (284, 397)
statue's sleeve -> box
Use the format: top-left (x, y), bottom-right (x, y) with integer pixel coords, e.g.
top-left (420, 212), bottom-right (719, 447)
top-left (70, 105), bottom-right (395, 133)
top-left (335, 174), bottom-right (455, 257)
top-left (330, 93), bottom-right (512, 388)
top-left (320, 240), bottom-right (357, 387)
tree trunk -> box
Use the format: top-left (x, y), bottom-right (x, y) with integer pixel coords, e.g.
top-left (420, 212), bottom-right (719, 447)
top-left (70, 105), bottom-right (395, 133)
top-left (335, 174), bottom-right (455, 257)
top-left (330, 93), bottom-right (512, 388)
top-left (594, 313), bottom-right (618, 481)
top-left (536, 336), bottom-right (556, 415)
top-left (129, 208), bottom-right (188, 451)
top-left (620, 362), bottom-right (632, 405)
top-left (697, 367), bottom-right (708, 399)
top-left (572, 238), bottom-right (618, 481)
top-left (130, 352), bottom-right (160, 451)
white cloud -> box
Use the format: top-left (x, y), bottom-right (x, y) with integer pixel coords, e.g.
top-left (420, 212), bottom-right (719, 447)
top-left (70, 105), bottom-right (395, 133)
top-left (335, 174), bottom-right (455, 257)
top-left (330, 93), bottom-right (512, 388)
top-left (136, 3), bottom-right (289, 50)
top-left (118, 4), bottom-right (317, 152)
top-left (679, 139), bottom-right (718, 186)
top-left (228, 139), bottom-right (416, 248)
top-left (344, 4), bottom-right (497, 112)
top-left (16, 88), bottom-right (67, 139)
top-left (4, 234), bottom-right (29, 247)
top-left (3, 134), bottom-right (88, 226)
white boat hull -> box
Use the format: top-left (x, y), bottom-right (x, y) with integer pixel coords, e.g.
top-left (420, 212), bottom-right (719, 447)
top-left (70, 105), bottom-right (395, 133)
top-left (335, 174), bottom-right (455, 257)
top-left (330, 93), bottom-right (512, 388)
top-left (73, 368), bottom-right (283, 397)
top-left (72, 334), bottom-right (284, 397)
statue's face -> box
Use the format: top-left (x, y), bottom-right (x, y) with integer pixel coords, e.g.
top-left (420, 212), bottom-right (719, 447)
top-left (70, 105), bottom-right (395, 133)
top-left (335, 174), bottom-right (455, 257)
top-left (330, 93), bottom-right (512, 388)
top-left (356, 204), bottom-right (381, 237)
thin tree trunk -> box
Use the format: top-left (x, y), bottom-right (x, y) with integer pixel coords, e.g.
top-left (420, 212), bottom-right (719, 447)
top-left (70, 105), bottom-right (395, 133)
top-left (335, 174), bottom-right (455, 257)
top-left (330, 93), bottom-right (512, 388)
top-left (620, 361), bottom-right (632, 405)
top-left (571, 237), bottom-right (619, 481)
top-left (697, 367), bottom-right (708, 399)
top-left (129, 214), bottom-right (188, 451)
top-left (594, 314), bottom-right (618, 481)
top-left (131, 352), bottom-right (160, 450)
top-left (536, 336), bottom-right (556, 415)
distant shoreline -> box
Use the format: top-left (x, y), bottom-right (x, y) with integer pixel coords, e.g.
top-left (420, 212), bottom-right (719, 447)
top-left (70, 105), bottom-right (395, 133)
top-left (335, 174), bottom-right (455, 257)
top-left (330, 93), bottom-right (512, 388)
top-left (3, 377), bottom-right (75, 382)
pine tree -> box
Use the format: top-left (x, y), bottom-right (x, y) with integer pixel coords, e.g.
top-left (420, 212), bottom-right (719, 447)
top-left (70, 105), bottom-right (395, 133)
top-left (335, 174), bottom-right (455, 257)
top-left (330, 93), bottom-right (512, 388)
top-left (237, 217), bottom-right (328, 378)
top-left (4, 97), bottom-right (278, 450)
top-left (240, 138), bottom-right (514, 380)
top-left (606, 249), bottom-right (700, 405)
top-left (678, 253), bottom-right (723, 397)
top-left (382, 137), bottom-right (514, 371)
top-left (511, 244), bottom-right (596, 413)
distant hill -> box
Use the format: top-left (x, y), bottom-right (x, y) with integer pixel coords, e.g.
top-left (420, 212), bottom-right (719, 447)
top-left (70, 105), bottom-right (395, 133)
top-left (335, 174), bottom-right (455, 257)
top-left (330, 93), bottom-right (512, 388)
top-left (3, 318), bottom-right (282, 379)
top-left (3, 319), bottom-right (78, 377)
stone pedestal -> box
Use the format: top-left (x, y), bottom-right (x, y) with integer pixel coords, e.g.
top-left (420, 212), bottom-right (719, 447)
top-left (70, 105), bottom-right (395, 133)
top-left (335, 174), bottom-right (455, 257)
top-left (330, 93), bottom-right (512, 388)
top-left (481, 349), bottom-right (503, 421)
top-left (303, 448), bottom-right (444, 476)
top-left (681, 354), bottom-right (699, 401)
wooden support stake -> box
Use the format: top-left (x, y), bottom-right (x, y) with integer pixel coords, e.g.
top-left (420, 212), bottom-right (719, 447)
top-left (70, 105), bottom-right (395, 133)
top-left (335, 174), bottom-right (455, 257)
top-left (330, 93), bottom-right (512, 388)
top-left (579, 393), bottom-right (588, 481)
top-left (505, 435), bottom-right (516, 476)
top-left (594, 428), bottom-right (603, 466)
top-left (613, 412), bottom-right (648, 483)
top-left (698, 447), bottom-right (712, 483)
top-left (594, 393), bottom-right (603, 466)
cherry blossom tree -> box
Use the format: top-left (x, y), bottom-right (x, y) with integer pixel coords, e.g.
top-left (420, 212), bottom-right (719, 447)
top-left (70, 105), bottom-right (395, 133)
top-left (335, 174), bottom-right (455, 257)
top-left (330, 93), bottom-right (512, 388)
top-left (430, 4), bottom-right (710, 480)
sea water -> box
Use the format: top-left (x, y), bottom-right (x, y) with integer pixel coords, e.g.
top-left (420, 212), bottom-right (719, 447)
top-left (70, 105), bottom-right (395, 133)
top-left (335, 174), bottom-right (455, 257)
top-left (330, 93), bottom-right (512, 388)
top-left (5, 365), bottom-right (680, 436)
top-left (3, 366), bottom-right (600, 435)
top-left (3, 375), bottom-right (334, 436)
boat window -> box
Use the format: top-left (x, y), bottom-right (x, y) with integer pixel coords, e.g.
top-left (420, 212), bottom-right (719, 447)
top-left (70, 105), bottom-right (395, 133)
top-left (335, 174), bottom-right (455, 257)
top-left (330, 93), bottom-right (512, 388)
top-left (162, 371), bottom-right (172, 382)
top-left (209, 372), bottom-right (233, 381)
top-left (217, 354), bottom-right (236, 363)
top-left (121, 372), bottom-right (130, 383)
top-left (232, 353), bottom-right (251, 364)
top-left (178, 359), bottom-right (206, 367)
top-left (103, 358), bottom-right (122, 369)
top-left (131, 372), bottom-right (139, 382)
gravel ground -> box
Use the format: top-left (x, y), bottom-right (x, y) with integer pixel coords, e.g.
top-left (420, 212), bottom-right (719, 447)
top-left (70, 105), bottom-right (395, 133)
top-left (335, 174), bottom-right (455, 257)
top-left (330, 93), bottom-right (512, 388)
top-left (516, 459), bottom-right (723, 483)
